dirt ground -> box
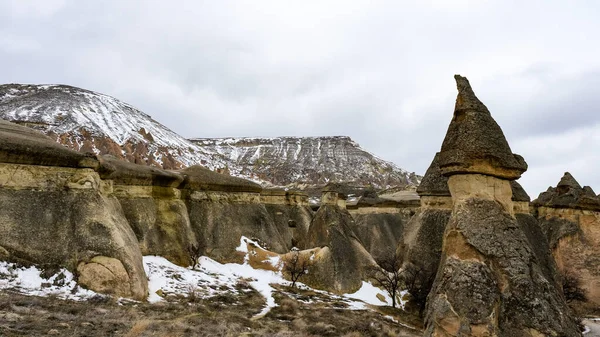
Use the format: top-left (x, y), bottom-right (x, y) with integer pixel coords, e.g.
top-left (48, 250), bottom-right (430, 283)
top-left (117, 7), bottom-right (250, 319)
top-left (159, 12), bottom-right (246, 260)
top-left (0, 286), bottom-right (423, 337)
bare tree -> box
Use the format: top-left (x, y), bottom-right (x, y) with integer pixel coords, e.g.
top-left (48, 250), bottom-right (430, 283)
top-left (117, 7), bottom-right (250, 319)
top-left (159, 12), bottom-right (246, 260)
top-left (188, 243), bottom-right (204, 270)
top-left (283, 249), bottom-right (309, 288)
top-left (402, 263), bottom-right (437, 317)
top-left (367, 253), bottom-right (403, 308)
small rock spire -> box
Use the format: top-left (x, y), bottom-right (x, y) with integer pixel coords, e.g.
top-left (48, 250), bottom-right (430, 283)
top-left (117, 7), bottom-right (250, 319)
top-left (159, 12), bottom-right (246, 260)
top-left (454, 75), bottom-right (490, 115)
top-left (557, 172), bottom-right (582, 190)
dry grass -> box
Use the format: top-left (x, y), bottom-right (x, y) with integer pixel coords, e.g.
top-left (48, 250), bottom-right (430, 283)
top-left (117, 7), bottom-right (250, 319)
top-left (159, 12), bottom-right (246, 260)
top-left (0, 287), bottom-right (423, 337)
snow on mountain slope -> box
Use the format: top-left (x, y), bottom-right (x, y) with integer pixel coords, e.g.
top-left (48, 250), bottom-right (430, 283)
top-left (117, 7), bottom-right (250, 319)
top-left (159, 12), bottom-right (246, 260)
top-left (191, 136), bottom-right (420, 189)
top-left (0, 83), bottom-right (229, 170)
top-left (0, 83), bottom-right (419, 189)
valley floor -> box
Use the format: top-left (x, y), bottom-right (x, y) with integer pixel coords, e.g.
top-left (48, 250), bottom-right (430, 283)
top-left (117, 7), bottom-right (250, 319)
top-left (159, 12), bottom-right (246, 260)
top-left (0, 288), bottom-right (422, 337)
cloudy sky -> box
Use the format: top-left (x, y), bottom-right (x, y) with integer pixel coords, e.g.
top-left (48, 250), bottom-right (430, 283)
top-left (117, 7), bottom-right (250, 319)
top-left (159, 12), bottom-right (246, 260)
top-left (2, 0), bottom-right (599, 196)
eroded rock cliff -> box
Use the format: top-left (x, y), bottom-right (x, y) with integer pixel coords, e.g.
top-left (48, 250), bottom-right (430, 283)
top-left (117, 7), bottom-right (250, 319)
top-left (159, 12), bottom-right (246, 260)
top-left (0, 119), bottom-right (148, 300)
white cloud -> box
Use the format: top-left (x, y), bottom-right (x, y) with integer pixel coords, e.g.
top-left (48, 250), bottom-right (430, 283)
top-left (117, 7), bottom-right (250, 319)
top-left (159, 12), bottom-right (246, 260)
top-left (1, 0), bottom-right (600, 196)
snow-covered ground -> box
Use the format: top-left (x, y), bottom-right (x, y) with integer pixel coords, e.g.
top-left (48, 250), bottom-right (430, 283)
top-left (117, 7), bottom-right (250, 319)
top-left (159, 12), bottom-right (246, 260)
top-left (0, 261), bottom-right (97, 301)
top-left (0, 237), bottom-right (400, 318)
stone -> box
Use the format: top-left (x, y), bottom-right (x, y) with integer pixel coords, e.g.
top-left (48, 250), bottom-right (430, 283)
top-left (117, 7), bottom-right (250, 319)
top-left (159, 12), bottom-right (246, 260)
top-left (77, 256), bottom-right (133, 298)
top-left (557, 172), bottom-right (582, 190)
top-left (534, 173), bottom-right (600, 309)
top-left (350, 212), bottom-right (409, 262)
top-left (438, 75), bottom-right (527, 180)
top-left (426, 198), bottom-right (579, 337)
top-left (0, 119), bottom-right (98, 169)
top-left (510, 180), bottom-right (530, 202)
top-left (399, 152), bottom-right (452, 286)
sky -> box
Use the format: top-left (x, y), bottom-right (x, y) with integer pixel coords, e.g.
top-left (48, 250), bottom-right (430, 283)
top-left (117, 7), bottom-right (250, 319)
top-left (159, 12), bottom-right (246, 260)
top-left (2, 0), bottom-right (600, 197)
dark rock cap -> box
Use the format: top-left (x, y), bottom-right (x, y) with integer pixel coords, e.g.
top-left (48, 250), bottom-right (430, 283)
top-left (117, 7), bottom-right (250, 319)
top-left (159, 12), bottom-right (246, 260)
top-left (557, 172), bottom-right (582, 190)
top-left (416, 152), bottom-right (450, 197)
top-left (532, 172), bottom-right (600, 211)
top-left (0, 118), bottom-right (98, 169)
top-left (438, 75), bottom-right (527, 179)
top-left (180, 165), bottom-right (262, 193)
top-left (98, 155), bottom-right (183, 187)
top-left (510, 180), bottom-right (530, 202)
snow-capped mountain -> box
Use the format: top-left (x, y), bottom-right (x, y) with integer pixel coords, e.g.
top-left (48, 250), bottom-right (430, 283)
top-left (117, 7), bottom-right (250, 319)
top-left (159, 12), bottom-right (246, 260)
top-left (0, 83), bottom-right (419, 189)
top-left (191, 136), bottom-right (420, 189)
top-left (0, 84), bottom-right (228, 170)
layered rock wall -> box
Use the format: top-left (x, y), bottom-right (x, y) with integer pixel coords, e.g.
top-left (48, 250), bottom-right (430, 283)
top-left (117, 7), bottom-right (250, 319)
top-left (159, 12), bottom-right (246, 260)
top-left (0, 120), bottom-right (148, 300)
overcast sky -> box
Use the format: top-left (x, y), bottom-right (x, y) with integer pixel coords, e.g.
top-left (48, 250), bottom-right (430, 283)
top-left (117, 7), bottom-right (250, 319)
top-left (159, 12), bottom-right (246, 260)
top-left (2, 0), bottom-right (600, 197)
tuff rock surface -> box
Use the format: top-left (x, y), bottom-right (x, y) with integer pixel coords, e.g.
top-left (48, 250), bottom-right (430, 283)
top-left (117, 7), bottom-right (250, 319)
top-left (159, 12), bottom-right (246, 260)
top-left (438, 75), bottom-right (527, 180)
top-left (399, 153), bottom-right (451, 283)
top-left (0, 120), bottom-right (148, 300)
top-left (304, 203), bottom-right (376, 294)
top-left (424, 75), bottom-right (578, 337)
top-left (534, 173), bottom-right (600, 308)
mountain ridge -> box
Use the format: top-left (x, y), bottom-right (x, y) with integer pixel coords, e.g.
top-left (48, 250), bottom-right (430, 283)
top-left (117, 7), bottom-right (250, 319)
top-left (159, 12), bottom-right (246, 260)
top-left (0, 83), bottom-right (419, 189)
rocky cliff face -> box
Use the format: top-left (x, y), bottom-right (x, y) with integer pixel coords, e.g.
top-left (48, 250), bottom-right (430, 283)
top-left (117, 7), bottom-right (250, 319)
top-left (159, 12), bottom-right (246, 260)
top-left (191, 136), bottom-right (420, 189)
top-left (0, 84), bottom-right (229, 171)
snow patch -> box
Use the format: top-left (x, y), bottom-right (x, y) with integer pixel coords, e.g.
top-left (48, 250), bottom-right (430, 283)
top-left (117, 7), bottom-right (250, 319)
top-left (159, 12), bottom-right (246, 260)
top-left (0, 261), bottom-right (99, 301)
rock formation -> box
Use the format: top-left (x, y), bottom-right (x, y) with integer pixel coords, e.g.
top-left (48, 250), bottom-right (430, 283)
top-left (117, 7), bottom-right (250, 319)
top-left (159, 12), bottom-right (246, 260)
top-left (533, 172), bottom-right (600, 309)
top-left (98, 155), bottom-right (197, 267)
top-left (424, 76), bottom-right (579, 336)
top-left (0, 118), bottom-right (329, 298)
top-left (180, 165), bottom-right (288, 262)
top-left (0, 119), bottom-right (148, 300)
top-left (344, 188), bottom-right (416, 262)
top-left (303, 190), bottom-right (377, 293)
top-left (399, 153), bottom-right (451, 281)
top-left (260, 189), bottom-right (313, 250)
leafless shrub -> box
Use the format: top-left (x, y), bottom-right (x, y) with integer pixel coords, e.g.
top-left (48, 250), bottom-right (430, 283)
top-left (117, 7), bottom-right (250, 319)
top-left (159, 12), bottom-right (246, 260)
top-left (188, 243), bottom-right (204, 270)
top-left (367, 253), bottom-right (403, 308)
top-left (283, 249), bottom-right (309, 288)
top-left (402, 263), bottom-right (436, 317)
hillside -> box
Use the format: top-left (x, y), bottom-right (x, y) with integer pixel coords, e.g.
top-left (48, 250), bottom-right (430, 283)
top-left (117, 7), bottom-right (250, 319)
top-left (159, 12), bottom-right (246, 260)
top-left (0, 83), bottom-right (419, 189)
top-left (191, 136), bottom-right (420, 189)
top-left (0, 84), bottom-right (228, 170)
